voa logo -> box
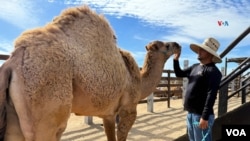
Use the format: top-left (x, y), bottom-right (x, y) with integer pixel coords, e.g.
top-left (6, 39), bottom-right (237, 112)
top-left (218, 20), bottom-right (229, 26)
top-left (226, 129), bottom-right (246, 136)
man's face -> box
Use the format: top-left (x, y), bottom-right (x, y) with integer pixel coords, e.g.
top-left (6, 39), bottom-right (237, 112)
top-left (198, 48), bottom-right (213, 61)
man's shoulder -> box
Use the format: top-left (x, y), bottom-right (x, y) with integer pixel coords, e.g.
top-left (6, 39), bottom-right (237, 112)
top-left (206, 65), bottom-right (222, 77)
top-left (192, 63), bottom-right (200, 67)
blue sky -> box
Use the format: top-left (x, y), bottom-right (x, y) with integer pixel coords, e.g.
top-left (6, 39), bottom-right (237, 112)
top-left (0, 0), bottom-right (249, 73)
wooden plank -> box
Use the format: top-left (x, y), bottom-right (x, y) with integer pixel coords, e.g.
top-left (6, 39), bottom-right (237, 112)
top-left (160, 77), bottom-right (182, 81)
top-left (171, 90), bottom-right (182, 94)
top-left (160, 77), bottom-right (168, 80)
top-left (139, 97), bottom-right (168, 103)
top-left (0, 54), bottom-right (9, 60)
top-left (162, 70), bottom-right (174, 73)
top-left (168, 84), bottom-right (183, 87)
top-left (153, 90), bottom-right (168, 94)
top-left (157, 84), bottom-right (168, 87)
top-left (156, 83), bottom-right (182, 88)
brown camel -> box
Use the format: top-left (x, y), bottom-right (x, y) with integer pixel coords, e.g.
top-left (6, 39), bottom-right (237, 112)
top-left (120, 41), bottom-right (181, 100)
top-left (140, 41), bottom-right (181, 100)
top-left (0, 5), bottom-right (181, 141)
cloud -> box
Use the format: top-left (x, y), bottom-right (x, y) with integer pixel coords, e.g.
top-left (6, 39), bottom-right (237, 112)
top-left (67, 0), bottom-right (249, 67)
top-left (0, 39), bottom-right (13, 54)
top-left (133, 35), bottom-right (151, 42)
top-left (1, 0), bottom-right (248, 44)
top-left (63, 0), bottom-right (250, 43)
top-left (0, 43), bottom-right (13, 55)
top-left (162, 35), bottom-right (198, 46)
top-left (0, 0), bottom-right (42, 29)
top-left (1, 0), bottom-right (248, 67)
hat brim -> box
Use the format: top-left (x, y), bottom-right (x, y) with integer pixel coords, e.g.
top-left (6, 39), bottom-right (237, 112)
top-left (190, 43), bottom-right (222, 63)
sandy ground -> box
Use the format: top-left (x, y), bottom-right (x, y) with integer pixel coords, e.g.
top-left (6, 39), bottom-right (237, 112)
top-left (61, 96), bottom-right (248, 141)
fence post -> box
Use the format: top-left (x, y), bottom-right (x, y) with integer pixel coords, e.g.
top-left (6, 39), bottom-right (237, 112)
top-left (147, 93), bottom-right (154, 112)
top-left (241, 80), bottom-right (246, 104)
top-left (167, 70), bottom-right (171, 108)
top-left (218, 83), bottom-right (228, 116)
top-left (84, 116), bottom-right (93, 125)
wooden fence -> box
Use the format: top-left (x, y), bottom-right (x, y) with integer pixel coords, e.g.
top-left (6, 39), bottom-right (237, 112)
top-left (139, 70), bottom-right (183, 110)
top-left (0, 54), bottom-right (9, 60)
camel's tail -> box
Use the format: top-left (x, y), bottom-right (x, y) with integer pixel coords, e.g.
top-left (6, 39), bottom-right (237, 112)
top-left (0, 63), bottom-right (11, 140)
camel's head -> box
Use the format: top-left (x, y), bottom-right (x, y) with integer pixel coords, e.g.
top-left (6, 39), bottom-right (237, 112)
top-left (145, 40), bottom-right (181, 58)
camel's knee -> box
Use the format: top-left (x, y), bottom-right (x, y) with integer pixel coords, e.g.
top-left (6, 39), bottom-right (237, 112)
top-left (117, 108), bottom-right (137, 139)
top-left (118, 108), bottom-right (137, 121)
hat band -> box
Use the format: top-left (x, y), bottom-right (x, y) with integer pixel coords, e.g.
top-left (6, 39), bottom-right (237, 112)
top-left (204, 42), bottom-right (218, 52)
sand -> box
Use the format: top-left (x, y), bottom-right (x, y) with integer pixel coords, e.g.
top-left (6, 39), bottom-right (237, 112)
top-left (61, 96), bottom-right (247, 141)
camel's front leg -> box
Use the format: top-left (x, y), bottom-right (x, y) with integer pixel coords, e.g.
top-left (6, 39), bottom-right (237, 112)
top-left (117, 105), bottom-right (137, 141)
top-left (0, 107), bottom-right (6, 140)
top-left (103, 115), bottom-right (116, 141)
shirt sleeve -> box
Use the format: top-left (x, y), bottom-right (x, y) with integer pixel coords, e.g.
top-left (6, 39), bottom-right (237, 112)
top-left (201, 67), bottom-right (222, 120)
top-left (173, 60), bottom-right (191, 77)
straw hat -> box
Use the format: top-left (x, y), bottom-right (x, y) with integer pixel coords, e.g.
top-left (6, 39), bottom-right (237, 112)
top-left (190, 37), bottom-right (222, 63)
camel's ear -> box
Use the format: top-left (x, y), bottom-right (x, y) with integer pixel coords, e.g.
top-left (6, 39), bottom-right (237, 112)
top-left (146, 42), bottom-right (160, 51)
top-left (146, 43), bottom-right (158, 51)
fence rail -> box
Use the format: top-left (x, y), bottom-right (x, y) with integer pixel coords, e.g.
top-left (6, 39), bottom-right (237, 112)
top-left (217, 26), bottom-right (250, 116)
top-left (139, 70), bottom-right (183, 109)
top-left (0, 54), bottom-right (9, 60)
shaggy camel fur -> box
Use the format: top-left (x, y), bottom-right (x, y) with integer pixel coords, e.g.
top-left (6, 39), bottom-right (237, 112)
top-left (0, 5), bottom-right (181, 141)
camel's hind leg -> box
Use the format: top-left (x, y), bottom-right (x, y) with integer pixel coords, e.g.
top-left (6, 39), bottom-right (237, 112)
top-left (28, 86), bottom-right (73, 141)
top-left (4, 103), bottom-right (25, 141)
top-left (5, 70), bottom-right (73, 141)
top-left (117, 103), bottom-right (137, 141)
top-left (6, 103), bottom-right (71, 141)
top-left (33, 103), bottom-right (71, 141)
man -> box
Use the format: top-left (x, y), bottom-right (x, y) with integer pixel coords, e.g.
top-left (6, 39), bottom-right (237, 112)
top-left (173, 37), bottom-right (222, 141)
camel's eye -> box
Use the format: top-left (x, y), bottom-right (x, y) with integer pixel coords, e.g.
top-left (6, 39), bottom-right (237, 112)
top-left (153, 44), bottom-right (159, 50)
top-left (165, 44), bottom-right (170, 50)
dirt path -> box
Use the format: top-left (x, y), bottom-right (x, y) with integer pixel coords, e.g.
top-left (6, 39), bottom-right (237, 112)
top-left (62, 96), bottom-right (249, 141)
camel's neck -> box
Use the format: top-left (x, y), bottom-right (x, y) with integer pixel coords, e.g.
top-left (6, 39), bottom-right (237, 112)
top-left (140, 53), bottom-right (167, 100)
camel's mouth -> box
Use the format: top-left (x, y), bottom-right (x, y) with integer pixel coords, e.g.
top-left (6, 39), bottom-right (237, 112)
top-left (166, 42), bottom-right (181, 55)
top-left (145, 41), bottom-right (181, 56)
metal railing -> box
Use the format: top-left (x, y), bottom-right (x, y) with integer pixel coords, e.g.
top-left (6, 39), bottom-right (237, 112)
top-left (217, 26), bottom-right (250, 116)
top-left (219, 26), bottom-right (250, 58)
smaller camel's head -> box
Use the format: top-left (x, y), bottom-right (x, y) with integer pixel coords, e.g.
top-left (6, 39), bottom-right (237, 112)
top-left (145, 40), bottom-right (181, 58)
